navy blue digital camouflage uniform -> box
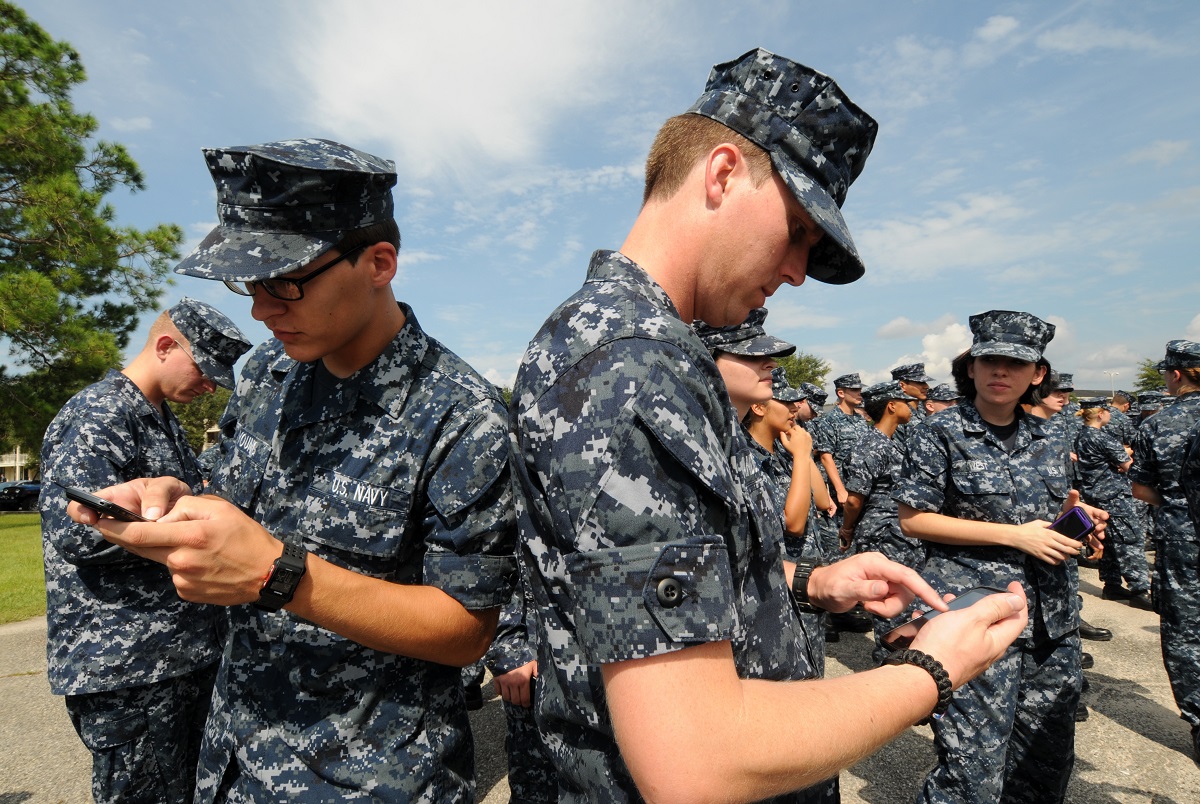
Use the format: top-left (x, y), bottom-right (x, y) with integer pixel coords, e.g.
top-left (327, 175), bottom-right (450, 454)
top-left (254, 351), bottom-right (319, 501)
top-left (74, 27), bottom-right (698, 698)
top-left (482, 570), bottom-right (558, 802)
top-left (1074, 423), bottom-right (1149, 594)
top-left (842, 423), bottom-right (924, 660)
top-left (41, 298), bottom-right (249, 804)
top-left (196, 308), bottom-right (516, 802)
top-left (1130, 383), bottom-right (1200, 732)
top-left (895, 400), bottom-right (1081, 804)
top-left (1183, 421), bottom-right (1200, 535)
top-left (510, 251), bottom-right (831, 802)
top-left (42, 371), bottom-right (221, 804)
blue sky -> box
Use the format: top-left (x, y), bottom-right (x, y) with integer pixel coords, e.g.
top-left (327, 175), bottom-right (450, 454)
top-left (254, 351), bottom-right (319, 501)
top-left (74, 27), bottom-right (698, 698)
top-left (18, 0), bottom-right (1200, 394)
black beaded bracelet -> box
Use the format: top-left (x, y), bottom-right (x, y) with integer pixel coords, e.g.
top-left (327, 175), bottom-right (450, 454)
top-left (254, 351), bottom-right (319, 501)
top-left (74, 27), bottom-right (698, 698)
top-left (884, 648), bottom-right (952, 725)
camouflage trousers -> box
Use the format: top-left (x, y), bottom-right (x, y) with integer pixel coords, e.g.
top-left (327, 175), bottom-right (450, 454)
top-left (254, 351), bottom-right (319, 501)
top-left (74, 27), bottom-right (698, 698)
top-left (866, 531), bottom-right (926, 665)
top-left (1097, 502), bottom-right (1151, 593)
top-left (1152, 538), bottom-right (1200, 727)
top-left (918, 634), bottom-right (1081, 804)
top-left (65, 663), bottom-right (217, 804)
top-left (500, 691), bottom-right (558, 803)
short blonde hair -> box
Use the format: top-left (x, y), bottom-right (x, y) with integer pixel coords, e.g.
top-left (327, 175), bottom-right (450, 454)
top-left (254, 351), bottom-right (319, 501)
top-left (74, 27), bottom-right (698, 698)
top-left (643, 114), bottom-right (775, 205)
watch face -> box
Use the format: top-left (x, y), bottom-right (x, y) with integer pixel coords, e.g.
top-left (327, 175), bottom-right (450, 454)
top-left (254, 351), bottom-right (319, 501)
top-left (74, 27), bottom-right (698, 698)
top-left (268, 568), bottom-right (301, 592)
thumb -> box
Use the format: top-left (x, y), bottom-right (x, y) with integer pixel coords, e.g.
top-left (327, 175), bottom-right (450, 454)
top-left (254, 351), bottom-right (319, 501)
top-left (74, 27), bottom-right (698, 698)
top-left (1062, 489), bottom-right (1080, 511)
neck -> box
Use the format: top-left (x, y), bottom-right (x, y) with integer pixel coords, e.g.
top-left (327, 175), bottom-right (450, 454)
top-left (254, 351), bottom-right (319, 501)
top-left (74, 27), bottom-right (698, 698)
top-left (975, 397), bottom-right (1017, 426)
top-left (322, 299), bottom-right (407, 378)
top-left (620, 197), bottom-right (705, 323)
top-left (121, 354), bottom-right (164, 413)
top-left (838, 400), bottom-right (856, 415)
top-left (746, 421), bottom-right (774, 452)
top-left (875, 417), bottom-right (899, 438)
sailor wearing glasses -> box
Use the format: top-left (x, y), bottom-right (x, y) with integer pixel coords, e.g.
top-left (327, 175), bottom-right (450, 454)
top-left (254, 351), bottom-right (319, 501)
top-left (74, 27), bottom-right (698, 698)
top-left (68, 139), bottom-right (517, 802)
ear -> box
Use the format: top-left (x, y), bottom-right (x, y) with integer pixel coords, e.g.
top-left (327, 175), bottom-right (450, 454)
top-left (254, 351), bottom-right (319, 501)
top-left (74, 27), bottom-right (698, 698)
top-left (362, 242), bottom-right (398, 289)
top-left (750, 401), bottom-right (768, 418)
top-left (702, 144), bottom-right (741, 209)
top-left (154, 335), bottom-right (177, 361)
top-left (1030, 363), bottom-right (1047, 386)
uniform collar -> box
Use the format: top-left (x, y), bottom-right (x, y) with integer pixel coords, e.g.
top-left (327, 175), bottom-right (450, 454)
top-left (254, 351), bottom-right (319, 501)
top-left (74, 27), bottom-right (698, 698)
top-left (585, 250), bottom-right (682, 321)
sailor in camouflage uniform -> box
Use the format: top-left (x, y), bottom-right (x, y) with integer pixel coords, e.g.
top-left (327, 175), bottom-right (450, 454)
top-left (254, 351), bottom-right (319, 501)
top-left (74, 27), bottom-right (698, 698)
top-left (509, 48), bottom-right (1028, 803)
top-left (890, 362), bottom-right (935, 446)
top-left (922, 383), bottom-right (960, 417)
top-left (1130, 340), bottom-right (1200, 762)
top-left (1073, 398), bottom-right (1151, 606)
top-left (811, 372), bottom-right (870, 512)
top-left (838, 381), bottom-right (923, 662)
top-left (71, 139), bottom-right (516, 802)
top-left (42, 298), bottom-right (250, 804)
top-left (895, 311), bottom-right (1105, 804)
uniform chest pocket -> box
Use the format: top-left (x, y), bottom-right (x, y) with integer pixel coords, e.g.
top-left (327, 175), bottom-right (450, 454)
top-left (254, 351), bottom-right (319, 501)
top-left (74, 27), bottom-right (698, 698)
top-left (1037, 464), bottom-right (1071, 501)
top-left (300, 473), bottom-right (413, 570)
top-left (949, 460), bottom-right (1015, 496)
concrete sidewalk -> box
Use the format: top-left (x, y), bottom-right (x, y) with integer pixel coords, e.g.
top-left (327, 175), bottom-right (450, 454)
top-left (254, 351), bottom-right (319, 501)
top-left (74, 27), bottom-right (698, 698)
top-left (3, 564), bottom-right (1199, 802)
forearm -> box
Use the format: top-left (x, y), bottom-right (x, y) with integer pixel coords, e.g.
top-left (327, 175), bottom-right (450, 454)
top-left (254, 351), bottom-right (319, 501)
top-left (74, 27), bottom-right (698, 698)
top-left (809, 462), bottom-right (832, 509)
top-left (819, 453), bottom-right (846, 498)
top-left (603, 641), bottom-right (939, 804)
top-left (1132, 481), bottom-right (1163, 507)
top-left (783, 456), bottom-right (813, 534)
top-left (899, 505), bottom-right (1015, 548)
top-left (288, 554), bottom-right (500, 666)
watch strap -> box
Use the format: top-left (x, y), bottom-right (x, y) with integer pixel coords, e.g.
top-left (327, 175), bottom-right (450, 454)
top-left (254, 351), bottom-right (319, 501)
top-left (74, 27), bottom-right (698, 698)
top-left (253, 541), bottom-right (308, 612)
top-left (790, 558), bottom-right (825, 613)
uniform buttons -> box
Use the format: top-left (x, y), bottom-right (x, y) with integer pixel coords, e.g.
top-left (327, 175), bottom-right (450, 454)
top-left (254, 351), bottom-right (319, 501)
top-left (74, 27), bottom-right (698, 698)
top-left (656, 577), bottom-right (683, 608)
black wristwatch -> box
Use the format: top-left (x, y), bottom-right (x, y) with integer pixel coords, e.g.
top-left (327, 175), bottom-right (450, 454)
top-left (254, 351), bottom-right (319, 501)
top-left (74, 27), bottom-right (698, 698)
top-left (253, 542), bottom-right (308, 612)
top-left (790, 558), bottom-right (825, 613)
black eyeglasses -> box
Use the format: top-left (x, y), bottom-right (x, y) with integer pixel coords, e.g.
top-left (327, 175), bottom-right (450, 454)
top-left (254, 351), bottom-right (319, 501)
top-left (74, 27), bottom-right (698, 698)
top-left (224, 244), bottom-right (368, 301)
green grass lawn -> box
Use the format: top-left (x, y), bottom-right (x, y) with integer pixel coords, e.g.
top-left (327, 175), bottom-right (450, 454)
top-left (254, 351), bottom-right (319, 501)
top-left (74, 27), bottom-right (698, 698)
top-left (0, 512), bottom-right (45, 624)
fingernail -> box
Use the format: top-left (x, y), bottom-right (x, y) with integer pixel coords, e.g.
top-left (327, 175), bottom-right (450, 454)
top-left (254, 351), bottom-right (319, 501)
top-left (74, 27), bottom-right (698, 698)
top-left (145, 507), bottom-right (163, 520)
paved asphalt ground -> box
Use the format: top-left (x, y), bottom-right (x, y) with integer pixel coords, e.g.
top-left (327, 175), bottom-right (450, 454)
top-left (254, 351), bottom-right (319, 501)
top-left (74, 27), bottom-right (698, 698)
top-left (3, 561), bottom-right (1199, 803)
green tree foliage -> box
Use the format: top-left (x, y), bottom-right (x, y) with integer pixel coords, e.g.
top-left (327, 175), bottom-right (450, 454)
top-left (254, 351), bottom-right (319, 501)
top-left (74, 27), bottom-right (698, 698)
top-left (777, 351), bottom-right (830, 389)
top-left (0, 2), bottom-right (182, 453)
top-left (1135, 357), bottom-right (1166, 394)
top-left (173, 386), bottom-right (231, 455)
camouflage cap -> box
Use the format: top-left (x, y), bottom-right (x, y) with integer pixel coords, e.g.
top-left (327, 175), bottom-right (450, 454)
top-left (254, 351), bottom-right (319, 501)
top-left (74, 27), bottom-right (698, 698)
top-left (175, 139), bottom-right (398, 283)
top-left (890, 362), bottom-right (936, 384)
top-left (800, 382), bottom-right (827, 408)
top-left (1137, 391), bottom-right (1164, 410)
top-left (1154, 339), bottom-right (1200, 370)
top-left (687, 48), bottom-right (877, 285)
top-left (968, 310), bottom-right (1055, 363)
top-left (926, 383), bottom-right (961, 402)
top-left (833, 372), bottom-right (862, 389)
top-left (1056, 372), bottom-right (1075, 392)
top-left (1078, 396), bottom-right (1109, 409)
top-left (771, 367), bottom-right (803, 402)
top-left (694, 307), bottom-right (796, 357)
top-left (167, 297), bottom-right (252, 389)
top-left (861, 380), bottom-right (917, 408)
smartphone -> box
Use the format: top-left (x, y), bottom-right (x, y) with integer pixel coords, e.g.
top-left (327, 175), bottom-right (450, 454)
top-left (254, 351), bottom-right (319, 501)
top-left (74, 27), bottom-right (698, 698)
top-left (1048, 506), bottom-right (1096, 557)
top-left (881, 585), bottom-right (1007, 652)
top-left (56, 482), bottom-right (148, 522)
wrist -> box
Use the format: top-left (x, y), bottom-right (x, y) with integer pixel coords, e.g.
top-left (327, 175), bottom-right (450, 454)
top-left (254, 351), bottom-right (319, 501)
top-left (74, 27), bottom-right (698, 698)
top-left (884, 649), bottom-right (952, 725)
top-left (791, 559), bottom-right (826, 613)
top-left (253, 540), bottom-right (308, 612)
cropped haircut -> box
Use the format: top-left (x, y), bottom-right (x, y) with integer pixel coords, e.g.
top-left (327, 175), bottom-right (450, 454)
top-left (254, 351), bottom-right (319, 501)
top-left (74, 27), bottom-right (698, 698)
top-left (335, 219), bottom-right (401, 254)
top-left (643, 114), bottom-right (775, 205)
top-left (863, 397), bottom-right (891, 423)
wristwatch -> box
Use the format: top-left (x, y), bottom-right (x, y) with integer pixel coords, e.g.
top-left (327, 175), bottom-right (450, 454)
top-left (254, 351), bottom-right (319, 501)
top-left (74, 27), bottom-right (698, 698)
top-left (790, 558), bottom-right (825, 613)
top-left (253, 542), bottom-right (308, 612)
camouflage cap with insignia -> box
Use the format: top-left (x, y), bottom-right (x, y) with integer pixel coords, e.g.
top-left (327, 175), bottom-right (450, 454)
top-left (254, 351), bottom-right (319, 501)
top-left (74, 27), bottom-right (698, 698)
top-left (968, 310), bottom-right (1055, 363)
top-left (167, 297), bottom-right (252, 389)
top-left (800, 382), bottom-right (827, 408)
top-left (771, 367), bottom-right (803, 402)
top-left (694, 307), bottom-right (796, 357)
top-left (175, 138), bottom-right (398, 283)
top-left (1154, 339), bottom-right (1200, 370)
top-left (890, 362), bottom-right (936, 384)
top-left (833, 372), bottom-right (862, 389)
top-left (926, 383), bottom-right (961, 402)
top-left (861, 380), bottom-right (917, 408)
top-left (687, 48), bottom-right (878, 285)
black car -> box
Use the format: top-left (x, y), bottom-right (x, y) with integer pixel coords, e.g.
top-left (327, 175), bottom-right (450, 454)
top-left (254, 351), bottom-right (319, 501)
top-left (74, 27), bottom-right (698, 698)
top-left (0, 481), bottom-right (41, 511)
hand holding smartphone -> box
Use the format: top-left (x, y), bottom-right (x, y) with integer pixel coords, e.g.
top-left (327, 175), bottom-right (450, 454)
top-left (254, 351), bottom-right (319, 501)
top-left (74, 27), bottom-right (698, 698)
top-left (56, 482), bottom-right (148, 522)
top-left (1048, 505), bottom-right (1096, 558)
top-left (882, 585), bottom-right (1007, 652)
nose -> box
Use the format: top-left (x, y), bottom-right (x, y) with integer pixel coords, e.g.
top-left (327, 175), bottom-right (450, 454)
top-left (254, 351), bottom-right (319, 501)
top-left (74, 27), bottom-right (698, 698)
top-left (781, 244), bottom-right (809, 287)
top-left (250, 290), bottom-right (287, 321)
top-left (200, 377), bottom-right (217, 395)
top-left (763, 358), bottom-right (778, 372)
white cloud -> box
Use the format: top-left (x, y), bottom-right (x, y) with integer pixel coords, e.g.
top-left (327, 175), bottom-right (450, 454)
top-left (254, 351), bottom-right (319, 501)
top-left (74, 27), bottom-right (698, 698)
top-left (763, 298), bottom-right (843, 333)
top-left (919, 322), bottom-right (971, 379)
top-left (283, 1), bottom-right (679, 184)
top-left (1035, 20), bottom-right (1164, 55)
top-left (1187, 313), bottom-right (1200, 340)
top-left (976, 16), bottom-right (1020, 43)
top-left (1126, 140), bottom-right (1191, 168)
top-left (876, 314), bottom-right (957, 340)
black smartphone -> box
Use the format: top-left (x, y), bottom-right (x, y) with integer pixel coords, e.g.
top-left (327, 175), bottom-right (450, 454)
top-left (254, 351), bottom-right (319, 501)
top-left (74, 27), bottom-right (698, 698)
top-left (56, 482), bottom-right (148, 522)
top-left (1048, 506), bottom-right (1096, 557)
top-left (881, 585), bottom-right (1007, 652)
